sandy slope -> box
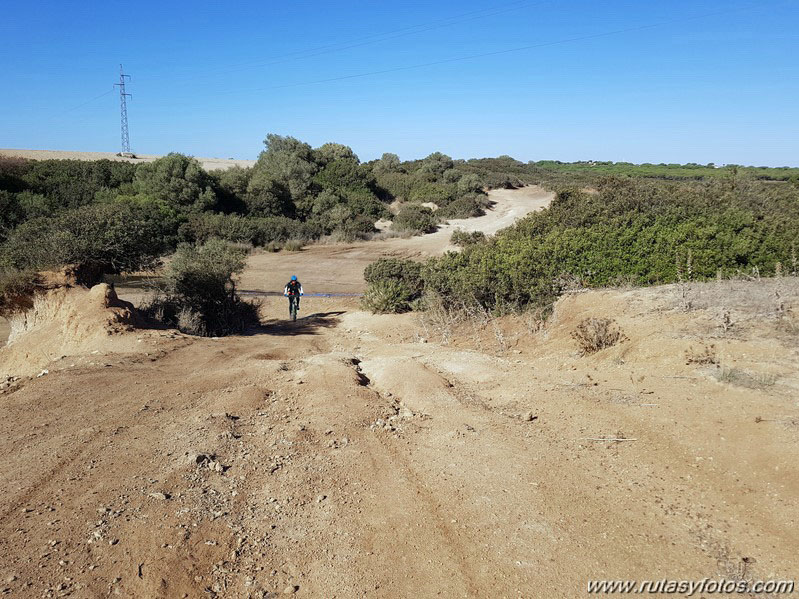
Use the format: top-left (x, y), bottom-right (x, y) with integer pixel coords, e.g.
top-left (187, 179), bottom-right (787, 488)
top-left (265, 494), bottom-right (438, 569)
top-left (0, 149), bottom-right (255, 171)
top-left (1, 187), bottom-right (799, 598)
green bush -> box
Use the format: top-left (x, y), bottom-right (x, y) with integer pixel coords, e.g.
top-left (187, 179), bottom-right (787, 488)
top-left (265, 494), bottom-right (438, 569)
top-left (0, 191), bottom-right (24, 240)
top-left (245, 176), bottom-right (293, 217)
top-left (456, 173), bottom-right (483, 194)
top-left (438, 194), bottom-right (485, 219)
top-left (251, 134), bottom-right (318, 201)
top-left (1, 203), bottom-right (168, 282)
top-left (361, 279), bottom-right (413, 314)
top-left (423, 177), bottom-right (799, 312)
top-left (450, 229), bottom-right (487, 247)
top-left (143, 239), bottom-right (259, 336)
top-left (407, 181), bottom-right (457, 206)
top-left (374, 171), bottom-right (414, 201)
top-left (180, 213), bottom-right (259, 245)
top-left (134, 153), bottom-right (217, 212)
top-left (179, 213), bottom-right (320, 247)
top-left (362, 258), bottom-right (423, 313)
top-left (392, 204), bottom-right (438, 235)
top-left (20, 159), bottom-right (137, 209)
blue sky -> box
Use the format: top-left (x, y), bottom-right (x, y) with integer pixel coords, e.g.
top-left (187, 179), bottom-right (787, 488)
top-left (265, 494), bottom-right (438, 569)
top-left (2, 0), bottom-right (797, 165)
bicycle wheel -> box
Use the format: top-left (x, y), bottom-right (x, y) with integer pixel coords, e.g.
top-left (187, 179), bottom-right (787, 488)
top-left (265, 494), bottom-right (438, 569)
top-left (290, 298), bottom-right (297, 321)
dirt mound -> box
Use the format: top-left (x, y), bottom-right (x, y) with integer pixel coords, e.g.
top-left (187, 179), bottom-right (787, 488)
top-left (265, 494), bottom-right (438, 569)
top-left (1, 283), bottom-right (157, 378)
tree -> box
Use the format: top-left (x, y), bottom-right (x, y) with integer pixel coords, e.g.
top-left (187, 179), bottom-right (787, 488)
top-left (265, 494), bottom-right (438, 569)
top-left (245, 175), bottom-right (293, 217)
top-left (392, 204), bottom-right (438, 235)
top-left (211, 165), bottom-right (252, 213)
top-left (418, 152), bottom-right (454, 179)
top-left (134, 153), bottom-right (217, 212)
top-left (252, 134), bottom-right (318, 201)
top-left (373, 152), bottom-right (401, 173)
top-left (315, 143), bottom-right (358, 165)
top-left (457, 173), bottom-right (483, 194)
top-left (1, 203), bottom-right (167, 280)
top-left (0, 191), bottom-right (23, 240)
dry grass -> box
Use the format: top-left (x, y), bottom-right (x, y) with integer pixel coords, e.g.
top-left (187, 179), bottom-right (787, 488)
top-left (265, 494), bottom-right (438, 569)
top-left (685, 343), bottom-right (718, 365)
top-left (572, 317), bottom-right (628, 356)
top-left (282, 239), bottom-right (304, 252)
top-left (714, 366), bottom-right (777, 389)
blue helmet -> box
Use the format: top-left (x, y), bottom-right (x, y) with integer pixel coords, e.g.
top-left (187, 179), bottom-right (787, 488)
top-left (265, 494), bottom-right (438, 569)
top-left (291, 275), bottom-right (297, 281)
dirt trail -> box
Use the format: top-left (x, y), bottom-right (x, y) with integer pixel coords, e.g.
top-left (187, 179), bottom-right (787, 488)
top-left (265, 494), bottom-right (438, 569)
top-left (241, 185), bottom-right (552, 295)
top-left (2, 187), bottom-right (799, 598)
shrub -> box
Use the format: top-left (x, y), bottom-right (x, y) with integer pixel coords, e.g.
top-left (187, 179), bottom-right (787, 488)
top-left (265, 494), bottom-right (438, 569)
top-left (0, 191), bottom-right (24, 239)
top-left (407, 181), bottom-right (456, 206)
top-left (19, 159), bottom-right (137, 209)
top-left (438, 194), bottom-right (485, 219)
top-left (251, 134), bottom-right (318, 201)
top-left (179, 213), bottom-right (320, 247)
top-left (457, 173), bottom-right (483, 194)
top-left (142, 240), bottom-right (259, 336)
top-left (134, 153), bottom-right (217, 212)
top-left (418, 152), bottom-right (454, 178)
top-left (362, 258), bottom-right (423, 313)
top-left (374, 171), bottom-right (414, 201)
top-left (392, 204), bottom-right (438, 235)
top-left (245, 176), bottom-right (293, 217)
top-left (361, 279), bottom-right (413, 314)
top-left (1, 203), bottom-right (167, 281)
top-left (571, 318), bottom-right (628, 355)
top-left (283, 239), bottom-right (304, 252)
top-left (424, 177), bottom-right (799, 313)
top-left (450, 229), bottom-right (486, 247)
top-left (364, 258), bottom-right (423, 295)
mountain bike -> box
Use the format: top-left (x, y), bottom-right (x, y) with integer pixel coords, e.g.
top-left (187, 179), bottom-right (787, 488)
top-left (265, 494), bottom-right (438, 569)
top-left (288, 295), bottom-right (299, 321)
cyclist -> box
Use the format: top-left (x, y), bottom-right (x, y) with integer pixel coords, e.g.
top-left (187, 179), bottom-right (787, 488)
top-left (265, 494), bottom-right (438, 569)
top-left (283, 275), bottom-right (304, 320)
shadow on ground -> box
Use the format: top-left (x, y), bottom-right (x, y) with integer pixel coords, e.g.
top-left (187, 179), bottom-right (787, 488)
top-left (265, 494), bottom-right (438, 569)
top-left (256, 311), bottom-right (346, 336)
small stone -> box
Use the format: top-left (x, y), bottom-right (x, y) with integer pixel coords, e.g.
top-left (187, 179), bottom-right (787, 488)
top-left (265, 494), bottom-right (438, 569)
top-left (316, 494), bottom-right (327, 503)
top-left (283, 585), bottom-right (299, 594)
top-left (108, 539), bottom-right (118, 546)
top-left (5, 576), bottom-right (16, 583)
top-left (148, 492), bottom-right (171, 501)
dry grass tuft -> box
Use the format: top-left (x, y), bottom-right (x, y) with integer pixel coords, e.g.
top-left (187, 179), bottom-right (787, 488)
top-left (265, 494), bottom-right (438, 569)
top-left (714, 366), bottom-right (777, 389)
top-left (685, 343), bottom-right (718, 365)
top-left (572, 317), bottom-right (628, 356)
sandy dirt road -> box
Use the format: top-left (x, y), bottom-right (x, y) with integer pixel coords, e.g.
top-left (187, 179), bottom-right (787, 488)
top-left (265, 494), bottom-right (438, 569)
top-left (1, 187), bottom-right (798, 598)
top-left (241, 186), bottom-right (553, 295)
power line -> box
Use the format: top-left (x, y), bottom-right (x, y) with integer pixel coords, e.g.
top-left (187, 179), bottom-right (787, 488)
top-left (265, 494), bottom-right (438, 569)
top-left (57, 88), bottom-right (114, 116)
top-left (140, 0), bottom-right (540, 83)
top-left (217, 2), bottom-right (770, 95)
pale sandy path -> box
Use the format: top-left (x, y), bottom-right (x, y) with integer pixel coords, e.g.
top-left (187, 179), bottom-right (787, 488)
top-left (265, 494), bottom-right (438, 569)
top-left (241, 185), bottom-right (553, 295)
